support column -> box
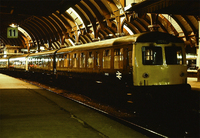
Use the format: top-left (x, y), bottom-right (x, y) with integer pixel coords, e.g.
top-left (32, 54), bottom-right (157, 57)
top-left (197, 21), bottom-right (200, 81)
top-left (148, 13), bottom-right (159, 32)
top-left (197, 21), bottom-right (200, 68)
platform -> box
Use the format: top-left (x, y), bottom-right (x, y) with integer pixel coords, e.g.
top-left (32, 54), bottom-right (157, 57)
top-left (187, 77), bottom-right (200, 91)
top-left (0, 73), bottom-right (147, 138)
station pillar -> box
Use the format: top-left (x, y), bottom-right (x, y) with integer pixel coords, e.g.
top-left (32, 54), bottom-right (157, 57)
top-left (197, 21), bottom-right (200, 81)
top-left (197, 21), bottom-right (200, 68)
top-left (148, 13), bottom-right (159, 31)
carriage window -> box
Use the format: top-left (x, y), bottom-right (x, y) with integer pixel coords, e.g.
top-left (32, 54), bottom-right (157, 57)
top-left (87, 52), bottom-right (94, 68)
top-left (38, 58), bottom-right (42, 67)
top-left (50, 56), bottom-right (53, 67)
top-left (114, 48), bottom-right (123, 69)
top-left (72, 53), bottom-right (78, 68)
top-left (56, 55), bottom-right (61, 67)
top-left (165, 46), bottom-right (183, 65)
top-left (142, 46), bottom-right (163, 65)
top-left (43, 57), bottom-right (49, 67)
top-left (60, 55), bottom-right (64, 67)
top-left (80, 53), bottom-right (85, 68)
top-left (64, 54), bottom-right (67, 67)
top-left (95, 51), bottom-right (100, 67)
top-left (56, 55), bottom-right (59, 67)
top-left (64, 54), bottom-right (70, 67)
top-left (103, 49), bottom-right (111, 69)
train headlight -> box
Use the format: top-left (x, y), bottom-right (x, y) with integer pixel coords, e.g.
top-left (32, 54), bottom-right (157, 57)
top-left (142, 73), bottom-right (149, 78)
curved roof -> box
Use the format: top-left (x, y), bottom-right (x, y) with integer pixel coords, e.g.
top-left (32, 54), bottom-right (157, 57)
top-left (0, 0), bottom-right (199, 53)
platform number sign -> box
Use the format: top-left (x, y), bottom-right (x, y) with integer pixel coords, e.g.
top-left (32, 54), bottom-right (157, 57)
top-left (7, 27), bottom-right (18, 38)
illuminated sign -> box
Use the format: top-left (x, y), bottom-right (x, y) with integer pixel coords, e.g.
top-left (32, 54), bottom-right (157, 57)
top-left (7, 27), bottom-right (18, 38)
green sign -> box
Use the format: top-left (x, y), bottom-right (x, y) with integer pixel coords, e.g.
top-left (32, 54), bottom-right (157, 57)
top-left (7, 27), bottom-right (18, 38)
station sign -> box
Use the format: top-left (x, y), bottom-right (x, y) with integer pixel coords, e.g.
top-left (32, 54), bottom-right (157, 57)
top-left (7, 27), bottom-right (18, 38)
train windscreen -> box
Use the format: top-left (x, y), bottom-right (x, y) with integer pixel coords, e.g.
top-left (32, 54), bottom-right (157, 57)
top-left (142, 46), bottom-right (163, 65)
top-left (165, 46), bottom-right (183, 65)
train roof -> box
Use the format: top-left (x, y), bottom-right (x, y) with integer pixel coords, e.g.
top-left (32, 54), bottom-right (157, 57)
top-left (57, 34), bottom-right (137, 54)
top-left (57, 32), bottom-right (183, 54)
top-left (28, 50), bottom-right (57, 57)
top-left (0, 57), bottom-right (10, 61)
top-left (136, 31), bottom-right (183, 43)
top-left (9, 54), bottom-right (30, 59)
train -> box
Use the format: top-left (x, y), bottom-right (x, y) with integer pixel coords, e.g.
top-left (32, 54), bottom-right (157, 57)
top-left (0, 31), bottom-right (191, 98)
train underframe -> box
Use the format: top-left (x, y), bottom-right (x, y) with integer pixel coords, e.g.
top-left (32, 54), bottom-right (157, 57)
top-left (0, 68), bottom-right (191, 108)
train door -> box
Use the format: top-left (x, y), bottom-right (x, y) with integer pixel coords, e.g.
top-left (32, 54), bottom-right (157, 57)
top-left (124, 46), bottom-right (133, 85)
top-left (94, 50), bottom-right (102, 71)
top-left (25, 56), bottom-right (29, 71)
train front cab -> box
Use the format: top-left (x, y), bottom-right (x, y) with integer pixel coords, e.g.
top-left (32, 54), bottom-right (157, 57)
top-left (132, 32), bottom-right (191, 94)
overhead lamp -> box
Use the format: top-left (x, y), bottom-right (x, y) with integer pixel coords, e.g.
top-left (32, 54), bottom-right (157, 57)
top-left (10, 23), bottom-right (18, 28)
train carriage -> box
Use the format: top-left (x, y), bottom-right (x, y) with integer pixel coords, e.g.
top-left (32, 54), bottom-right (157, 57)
top-left (8, 54), bottom-right (29, 71)
top-left (55, 32), bottom-right (189, 92)
top-left (0, 57), bottom-right (9, 70)
top-left (0, 31), bottom-right (191, 97)
top-left (55, 36), bottom-right (133, 86)
top-left (28, 50), bottom-right (57, 74)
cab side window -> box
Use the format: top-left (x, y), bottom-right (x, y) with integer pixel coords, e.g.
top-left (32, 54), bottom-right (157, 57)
top-left (142, 46), bottom-right (163, 65)
top-left (165, 47), bottom-right (183, 65)
top-left (128, 49), bottom-right (132, 67)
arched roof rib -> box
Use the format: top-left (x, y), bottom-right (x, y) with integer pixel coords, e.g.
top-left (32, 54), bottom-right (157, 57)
top-left (51, 13), bottom-right (69, 46)
top-left (47, 16), bottom-right (63, 42)
top-left (123, 21), bottom-right (138, 34)
top-left (76, 2), bottom-right (97, 38)
top-left (23, 21), bottom-right (45, 46)
top-left (19, 24), bottom-right (40, 47)
top-left (73, 5), bottom-right (90, 26)
top-left (183, 16), bottom-right (198, 35)
top-left (54, 12), bottom-right (72, 32)
top-left (32, 17), bottom-right (54, 47)
top-left (52, 12), bottom-right (68, 32)
top-left (42, 17), bottom-right (61, 44)
top-left (172, 15), bottom-right (189, 39)
top-left (76, 2), bottom-right (96, 24)
top-left (25, 20), bottom-right (48, 44)
top-left (134, 18), bottom-right (149, 31)
top-left (159, 14), bottom-right (178, 36)
top-left (18, 24), bottom-right (36, 45)
top-left (33, 16), bottom-right (56, 39)
top-left (83, 0), bottom-right (105, 23)
top-left (0, 36), bottom-right (8, 45)
top-left (130, 20), bottom-right (144, 33)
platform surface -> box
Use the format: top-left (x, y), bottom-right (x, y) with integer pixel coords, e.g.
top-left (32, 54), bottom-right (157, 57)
top-left (187, 77), bottom-right (200, 91)
top-left (0, 73), bottom-right (147, 138)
